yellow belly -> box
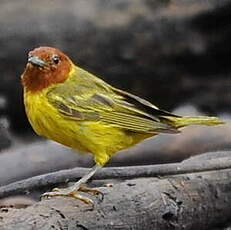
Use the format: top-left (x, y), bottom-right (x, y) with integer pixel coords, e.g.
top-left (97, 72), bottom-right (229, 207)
top-left (24, 90), bottom-right (153, 165)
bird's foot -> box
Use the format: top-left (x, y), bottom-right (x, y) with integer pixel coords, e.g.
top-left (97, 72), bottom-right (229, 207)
top-left (42, 185), bottom-right (103, 205)
top-left (78, 186), bottom-right (104, 201)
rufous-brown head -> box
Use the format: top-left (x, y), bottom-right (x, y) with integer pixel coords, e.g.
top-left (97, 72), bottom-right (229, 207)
top-left (21, 47), bottom-right (72, 93)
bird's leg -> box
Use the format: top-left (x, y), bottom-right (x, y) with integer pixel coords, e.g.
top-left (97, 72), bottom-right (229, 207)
top-left (42, 165), bottom-right (102, 205)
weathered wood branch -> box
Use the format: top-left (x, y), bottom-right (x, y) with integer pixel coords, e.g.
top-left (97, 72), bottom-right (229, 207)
top-left (0, 168), bottom-right (231, 230)
top-left (0, 153), bottom-right (231, 199)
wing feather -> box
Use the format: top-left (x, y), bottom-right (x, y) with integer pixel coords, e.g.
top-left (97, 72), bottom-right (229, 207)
top-left (46, 68), bottom-right (179, 134)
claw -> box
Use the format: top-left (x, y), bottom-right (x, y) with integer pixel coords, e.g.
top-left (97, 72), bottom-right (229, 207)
top-left (52, 188), bottom-right (60, 192)
top-left (41, 186), bottom-right (103, 206)
top-left (79, 186), bottom-right (104, 202)
top-left (72, 193), bottom-right (94, 206)
top-left (41, 164), bottom-right (103, 206)
top-left (42, 190), bottom-right (94, 208)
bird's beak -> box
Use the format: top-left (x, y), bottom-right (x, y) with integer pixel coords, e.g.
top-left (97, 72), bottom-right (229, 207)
top-left (28, 56), bottom-right (47, 67)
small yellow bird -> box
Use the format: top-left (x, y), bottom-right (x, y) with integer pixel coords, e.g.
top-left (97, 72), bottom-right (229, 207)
top-left (21, 46), bottom-right (223, 204)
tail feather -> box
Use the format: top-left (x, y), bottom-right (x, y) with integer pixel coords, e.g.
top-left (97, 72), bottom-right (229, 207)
top-left (161, 116), bottom-right (224, 129)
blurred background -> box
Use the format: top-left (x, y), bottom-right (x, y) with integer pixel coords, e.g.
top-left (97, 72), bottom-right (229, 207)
top-left (0, 0), bottom-right (230, 185)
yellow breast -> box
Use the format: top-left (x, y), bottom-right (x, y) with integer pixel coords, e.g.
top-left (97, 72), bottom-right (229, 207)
top-left (24, 89), bottom-right (152, 165)
top-left (24, 90), bottom-right (87, 151)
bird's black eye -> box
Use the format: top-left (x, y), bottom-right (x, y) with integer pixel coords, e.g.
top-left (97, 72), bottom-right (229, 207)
top-left (52, 55), bottom-right (60, 64)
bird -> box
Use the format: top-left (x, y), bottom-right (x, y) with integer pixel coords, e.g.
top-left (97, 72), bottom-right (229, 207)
top-left (21, 46), bottom-right (224, 204)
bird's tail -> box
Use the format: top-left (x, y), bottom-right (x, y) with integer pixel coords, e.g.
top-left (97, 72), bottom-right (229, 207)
top-left (161, 115), bottom-right (224, 129)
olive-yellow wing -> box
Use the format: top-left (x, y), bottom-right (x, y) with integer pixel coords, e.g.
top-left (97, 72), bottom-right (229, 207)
top-left (47, 74), bottom-right (179, 134)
